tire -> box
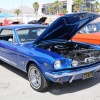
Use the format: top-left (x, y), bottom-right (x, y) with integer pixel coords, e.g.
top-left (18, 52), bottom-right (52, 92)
top-left (28, 64), bottom-right (49, 92)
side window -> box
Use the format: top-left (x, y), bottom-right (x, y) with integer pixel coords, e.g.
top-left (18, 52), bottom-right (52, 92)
top-left (0, 29), bottom-right (13, 35)
top-left (0, 29), bottom-right (16, 43)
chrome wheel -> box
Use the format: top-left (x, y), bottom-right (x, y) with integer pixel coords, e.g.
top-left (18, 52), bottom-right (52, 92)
top-left (28, 64), bottom-right (49, 92)
top-left (29, 66), bottom-right (41, 89)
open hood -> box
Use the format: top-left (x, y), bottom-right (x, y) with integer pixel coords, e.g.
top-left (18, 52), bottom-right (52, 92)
top-left (38, 17), bottom-right (47, 24)
top-left (34, 12), bottom-right (100, 44)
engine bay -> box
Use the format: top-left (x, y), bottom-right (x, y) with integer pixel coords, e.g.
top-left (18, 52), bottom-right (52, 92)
top-left (39, 41), bottom-right (100, 66)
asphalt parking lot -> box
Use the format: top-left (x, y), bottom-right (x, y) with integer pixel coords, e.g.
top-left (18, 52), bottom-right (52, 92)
top-left (0, 61), bottom-right (100, 100)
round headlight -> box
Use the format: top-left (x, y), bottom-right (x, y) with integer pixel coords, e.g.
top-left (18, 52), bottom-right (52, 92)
top-left (71, 60), bottom-right (78, 67)
top-left (54, 60), bottom-right (61, 69)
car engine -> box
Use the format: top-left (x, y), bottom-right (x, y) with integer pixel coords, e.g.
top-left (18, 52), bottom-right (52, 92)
top-left (40, 42), bottom-right (100, 66)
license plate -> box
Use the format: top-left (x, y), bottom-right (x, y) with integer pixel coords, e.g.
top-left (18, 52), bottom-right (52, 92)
top-left (83, 71), bottom-right (94, 79)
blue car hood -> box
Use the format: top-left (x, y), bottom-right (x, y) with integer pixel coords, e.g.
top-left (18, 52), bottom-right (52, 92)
top-left (34, 12), bottom-right (100, 44)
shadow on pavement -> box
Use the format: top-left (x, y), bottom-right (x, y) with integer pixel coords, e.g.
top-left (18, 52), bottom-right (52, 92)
top-left (1, 61), bottom-right (100, 95)
top-left (48, 74), bottom-right (100, 95)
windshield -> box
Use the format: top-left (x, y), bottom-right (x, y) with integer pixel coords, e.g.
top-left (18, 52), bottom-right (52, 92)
top-left (80, 23), bottom-right (100, 34)
top-left (86, 24), bottom-right (97, 33)
top-left (16, 28), bottom-right (46, 43)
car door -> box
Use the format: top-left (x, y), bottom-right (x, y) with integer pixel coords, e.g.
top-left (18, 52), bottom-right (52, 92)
top-left (0, 29), bottom-right (17, 67)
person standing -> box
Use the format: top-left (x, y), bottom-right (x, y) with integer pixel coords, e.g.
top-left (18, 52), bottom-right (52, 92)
top-left (3, 17), bottom-right (8, 25)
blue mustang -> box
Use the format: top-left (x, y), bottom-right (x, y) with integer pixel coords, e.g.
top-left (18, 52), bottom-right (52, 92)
top-left (0, 12), bottom-right (100, 92)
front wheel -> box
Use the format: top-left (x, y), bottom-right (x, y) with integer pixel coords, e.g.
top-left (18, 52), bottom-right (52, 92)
top-left (28, 64), bottom-right (49, 92)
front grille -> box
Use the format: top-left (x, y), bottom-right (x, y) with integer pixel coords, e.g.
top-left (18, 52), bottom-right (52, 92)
top-left (72, 50), bottom-right (100, 67)
top-left (78, 56), bottom-right (100, 66)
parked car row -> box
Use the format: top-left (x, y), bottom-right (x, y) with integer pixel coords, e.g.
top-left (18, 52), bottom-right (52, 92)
top-left (0, 17), bottom-right (49, 26)
top-left (0, 12), bottom-right (100, 92)
top-left (27, 17), bottom-right (49, 25)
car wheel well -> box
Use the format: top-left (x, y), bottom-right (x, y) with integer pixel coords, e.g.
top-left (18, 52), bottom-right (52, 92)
top-left (26, 61), bottom-right (37, 73)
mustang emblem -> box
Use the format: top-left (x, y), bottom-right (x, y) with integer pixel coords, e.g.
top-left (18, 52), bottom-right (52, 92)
top-left (20, 62), bottom-right (24, 65)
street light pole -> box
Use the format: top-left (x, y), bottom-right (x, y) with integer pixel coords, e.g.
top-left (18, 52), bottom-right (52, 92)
top-left (90, 0), bottom-right (91, 12)
top-left (21, 0), bottom-right (23, 23)
top-left (13, 0), bottom-right (14, 14)
top-left (49, 0), bottom-right (51, 22)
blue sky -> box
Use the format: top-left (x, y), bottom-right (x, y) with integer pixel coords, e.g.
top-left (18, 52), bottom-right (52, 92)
top-left (1, 0), bottom-right (100, 10)
top-left (0, 0), bottom-right (54, 9)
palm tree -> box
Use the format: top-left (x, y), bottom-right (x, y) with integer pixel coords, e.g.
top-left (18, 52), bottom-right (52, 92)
top-left (93, 1), bottom-right (100, 13)
top-left (53, 0), bottom-right (62, 18)
top-left (73, 0), bottom-right (84, 12)
top-left (14, 9), bottom-right (21, 21)
top-left (61, 8), bottom-right (68, 15)
top-left (84, 8), bottom-right (90, 12)
top-left (48, 6), bottom-right (54, 21)
top-left (33, 2), bottom-right (39, 18)
top-left (73, 5), bottom-right (78, 12)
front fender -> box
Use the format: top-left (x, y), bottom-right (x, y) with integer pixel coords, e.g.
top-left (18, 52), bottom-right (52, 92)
top-left (25, 58), bottom-right (54, 79)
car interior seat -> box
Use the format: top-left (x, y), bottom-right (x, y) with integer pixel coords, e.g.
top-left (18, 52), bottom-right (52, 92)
top-left (28, 31), bottom-right (38, 39)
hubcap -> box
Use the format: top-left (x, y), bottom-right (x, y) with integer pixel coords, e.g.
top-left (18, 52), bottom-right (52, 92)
top-left (29, 66), bottom-right (41, 89)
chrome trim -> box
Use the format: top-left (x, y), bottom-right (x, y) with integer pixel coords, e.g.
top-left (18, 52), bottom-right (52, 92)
top-left (0, 56), bottom-right (17, 67)
top-left (45, 65), bottom-right (100, 78)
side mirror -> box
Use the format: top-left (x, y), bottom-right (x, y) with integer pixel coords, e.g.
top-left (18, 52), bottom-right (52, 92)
top-left (8, 38), bottom-right (13, 43)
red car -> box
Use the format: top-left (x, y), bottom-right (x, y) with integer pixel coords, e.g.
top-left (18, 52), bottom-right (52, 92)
top-left (0, 20), bottom-right (21, 26)
top-left (72, 22), bottom-right (100, 45)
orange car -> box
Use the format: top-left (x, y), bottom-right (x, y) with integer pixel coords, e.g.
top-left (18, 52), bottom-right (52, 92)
top-left (72, 22), bottom-right (100, 45)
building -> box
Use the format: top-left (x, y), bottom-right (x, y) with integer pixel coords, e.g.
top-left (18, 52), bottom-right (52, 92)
top-left (83, 0), bottom-right (95, 12)
top-left (42, 0), bottom-right (95, 15)
top-left (42, 0), bottom-right (73, 14)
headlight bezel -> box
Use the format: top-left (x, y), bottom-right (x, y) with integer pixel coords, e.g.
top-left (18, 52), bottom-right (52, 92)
top-left (71, 60), bottom-right (78, 67)
top-left (54, 60), bottom-right (61, 69)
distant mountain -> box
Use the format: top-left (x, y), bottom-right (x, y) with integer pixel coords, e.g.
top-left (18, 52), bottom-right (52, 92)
top-left (18, 6), bottom-right (34, 14)
top-left (0, 6), bottom-right (34, 14)
top-left (0, 8), bottom-right (7, 13)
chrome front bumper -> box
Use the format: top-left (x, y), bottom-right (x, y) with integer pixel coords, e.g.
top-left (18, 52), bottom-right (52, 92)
top-left (45, 65), bottom-right (100, 78)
